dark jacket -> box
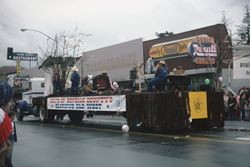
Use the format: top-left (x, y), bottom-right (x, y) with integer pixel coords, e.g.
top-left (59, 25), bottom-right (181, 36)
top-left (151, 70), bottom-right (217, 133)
top-left (155, 66), bottom-right (168, 81)
top-left (71, 72), bottom-right (80, 88)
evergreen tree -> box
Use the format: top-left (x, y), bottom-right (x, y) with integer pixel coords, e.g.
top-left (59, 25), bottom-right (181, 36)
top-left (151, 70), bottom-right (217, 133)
top-left (237, 5), bottom-right (250, 45)
top-left (155, 30), bottom-right (174, 38)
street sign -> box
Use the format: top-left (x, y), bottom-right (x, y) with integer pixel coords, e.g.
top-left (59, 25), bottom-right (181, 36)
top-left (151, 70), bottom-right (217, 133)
top-left (7, 47), bottom-right (38, 61)
top-left (12, 52), bottom-right (38, 61)
top-left (14, 75), bottom-right (30, 81)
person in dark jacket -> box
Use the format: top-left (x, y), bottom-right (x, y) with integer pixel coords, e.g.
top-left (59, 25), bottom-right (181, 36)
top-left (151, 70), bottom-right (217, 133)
top-left (147, 60), bottom-right (168, 92)
top-left (71, 66), bottom-right (80, 95)
top-left (52, 73), bottom-right (62, 95)
top-left (227, 92), bottom-right (236, 120)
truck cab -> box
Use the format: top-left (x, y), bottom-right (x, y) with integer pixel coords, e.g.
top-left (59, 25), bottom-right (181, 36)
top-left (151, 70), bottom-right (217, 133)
top-left (15, 78), bottom-right (45, 121)
top-left (22, 78), bottom-right (45, 104)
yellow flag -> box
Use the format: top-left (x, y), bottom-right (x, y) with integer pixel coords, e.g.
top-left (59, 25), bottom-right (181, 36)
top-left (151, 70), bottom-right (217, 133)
top-left (188, 91), bottom-right (208, 119)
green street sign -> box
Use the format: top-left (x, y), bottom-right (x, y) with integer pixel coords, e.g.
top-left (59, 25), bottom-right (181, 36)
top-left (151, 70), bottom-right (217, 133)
top-left (7, 47), bottom-right (38, 61)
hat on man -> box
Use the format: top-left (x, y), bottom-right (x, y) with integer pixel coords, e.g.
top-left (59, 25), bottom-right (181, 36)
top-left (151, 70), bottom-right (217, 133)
top-left (112, 82), bottom-right (119, 89)
top-left (158, 60), bottom-right (166, 65)
top-left (101, 71), bottom-right (107, 74)
top-left (71, 66), bottom-right (79, 72)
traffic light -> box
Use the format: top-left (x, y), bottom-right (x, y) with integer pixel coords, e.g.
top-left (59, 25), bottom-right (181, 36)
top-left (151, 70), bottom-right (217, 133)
top-left (129, 67), bottom-right (137, 80)
top-left (7, 47), bottom-right (13, 60)
top-left (129, 67), bottom-right (137, 92)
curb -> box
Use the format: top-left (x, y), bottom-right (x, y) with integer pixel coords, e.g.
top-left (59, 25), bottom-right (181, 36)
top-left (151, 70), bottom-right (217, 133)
top-left (224, 127), bottom-right (250, 132)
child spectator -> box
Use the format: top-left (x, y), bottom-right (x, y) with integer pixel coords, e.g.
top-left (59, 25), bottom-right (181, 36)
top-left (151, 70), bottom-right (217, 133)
top-left (4, 111), bottom-right (17, 167)
top-left (0, 81), bottom-right (13, 166)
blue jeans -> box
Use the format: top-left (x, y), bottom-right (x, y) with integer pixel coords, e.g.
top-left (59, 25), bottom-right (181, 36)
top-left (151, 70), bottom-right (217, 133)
top-left (71, 86), bottom-right (79, 95)
top-left (148, 78), bottom-right (165, 92)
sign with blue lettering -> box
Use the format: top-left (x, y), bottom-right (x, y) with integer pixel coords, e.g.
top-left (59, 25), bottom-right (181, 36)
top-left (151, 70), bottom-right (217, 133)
top-left (47, 95), bottom-right (126, 112)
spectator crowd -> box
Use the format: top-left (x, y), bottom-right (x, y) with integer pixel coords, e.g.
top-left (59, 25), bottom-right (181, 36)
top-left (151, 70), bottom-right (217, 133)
top-left (224, 87), bottom-right (250, 121)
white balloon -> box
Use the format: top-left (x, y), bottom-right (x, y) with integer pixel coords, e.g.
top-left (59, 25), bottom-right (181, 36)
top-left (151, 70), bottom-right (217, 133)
top-left (122, 124), bottom-right (129, 133)
top-left (219, 76), bottom-right (223, 82)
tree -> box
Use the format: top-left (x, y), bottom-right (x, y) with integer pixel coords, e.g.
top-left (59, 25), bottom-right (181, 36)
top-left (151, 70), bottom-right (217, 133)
top-left (39, 27), bottom-right (87, 95)
top-left (221, 10), bottom-right (233, 39)
top-left (237, 5), bottom-right (250, 45)
top-left (216, 12), bottom-right (233, 90)
top-left (155, 30), bottom-right (174, 38)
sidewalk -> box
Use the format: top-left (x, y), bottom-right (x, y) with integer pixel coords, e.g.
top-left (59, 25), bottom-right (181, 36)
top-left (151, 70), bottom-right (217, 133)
top-left (224, 120), bottom-right (250, 131)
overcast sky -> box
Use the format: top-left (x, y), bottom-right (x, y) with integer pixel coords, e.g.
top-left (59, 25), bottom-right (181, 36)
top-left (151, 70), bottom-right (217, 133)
top-left (0, 0), bottom-right (249, 68)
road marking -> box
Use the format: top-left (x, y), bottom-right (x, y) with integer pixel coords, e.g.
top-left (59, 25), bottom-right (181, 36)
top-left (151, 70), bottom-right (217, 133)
top-left (236, 136), bottom-right (250, 141)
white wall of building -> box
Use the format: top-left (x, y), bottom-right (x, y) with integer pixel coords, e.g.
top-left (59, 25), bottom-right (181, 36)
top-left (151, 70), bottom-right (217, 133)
top-left (228, 45), bottom-right (250, 93)
top-left (75, 38), bottom-right (144, 82)
top-left (233, 57), bottom-right (250, 79)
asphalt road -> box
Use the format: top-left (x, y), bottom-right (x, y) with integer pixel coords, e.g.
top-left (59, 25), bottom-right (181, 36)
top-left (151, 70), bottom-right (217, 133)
top-left (12, 117), bottom-right (250, 167)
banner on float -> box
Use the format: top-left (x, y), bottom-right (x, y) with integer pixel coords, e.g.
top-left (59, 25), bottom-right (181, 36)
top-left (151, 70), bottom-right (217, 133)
top-left (188, 91), bottom-right (208, 119)
top-left (47, 95), bottom-right (126, 112)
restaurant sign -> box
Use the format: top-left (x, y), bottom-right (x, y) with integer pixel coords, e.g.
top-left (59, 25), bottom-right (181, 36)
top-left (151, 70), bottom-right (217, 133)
top-left (149, 38), bottom-right (193, 58)
top-left (148, 35), bottom-right (215, 59)
top-left (188, 42), bottom-right (217, 65)
top-left (188, 42), bottom-right (217, 57)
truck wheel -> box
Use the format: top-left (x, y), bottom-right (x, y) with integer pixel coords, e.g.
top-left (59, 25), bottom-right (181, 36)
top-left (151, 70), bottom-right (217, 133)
top-left (39, 108), bottom-right (54, 123)
top-left (39, 107), bottom-right (46, 122)
top-left (68, 112), bottom-right (84, 123)
top-left (15, 105), bottom-right (24, 121)
top-left (47, 112), bottom-right (55, 122)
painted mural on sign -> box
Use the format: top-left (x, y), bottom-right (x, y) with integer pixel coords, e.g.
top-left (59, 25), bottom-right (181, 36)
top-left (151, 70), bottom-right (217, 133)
top-left (149, 37), bottom-right (196, 58)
